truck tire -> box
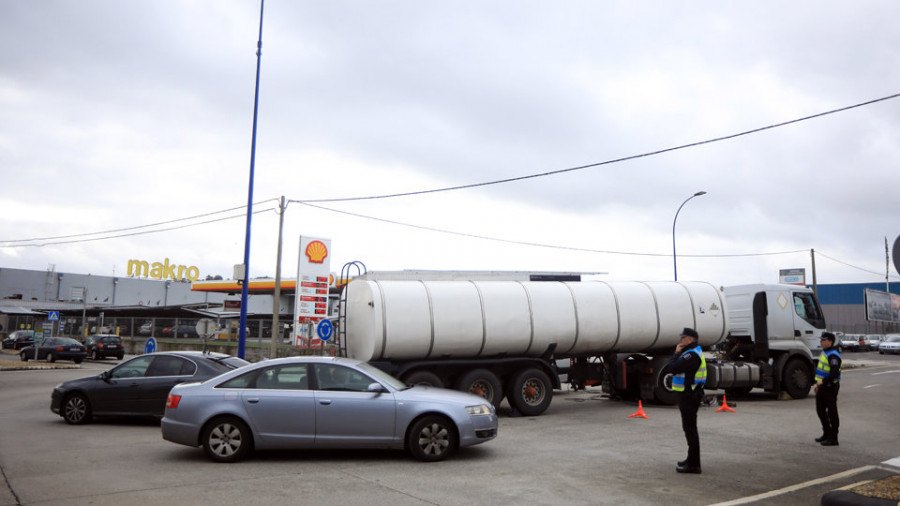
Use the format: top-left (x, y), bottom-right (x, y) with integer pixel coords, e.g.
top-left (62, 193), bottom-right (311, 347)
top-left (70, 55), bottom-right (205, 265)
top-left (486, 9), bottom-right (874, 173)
top-left (652, 360), bottom-right (680, 406)
top-left (781, 358), bottom-right (812, 399)
top-left (455, 369), bottom-right (503, 408)
top-left (403, 371), bottom-right (443, 388)
top-left (506, 368), bottom-right (552, 416)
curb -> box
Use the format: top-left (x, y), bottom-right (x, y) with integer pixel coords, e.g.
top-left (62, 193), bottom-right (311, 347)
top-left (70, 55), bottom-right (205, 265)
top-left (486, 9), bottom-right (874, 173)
top-left (821, 489), bottom-right (898, 506)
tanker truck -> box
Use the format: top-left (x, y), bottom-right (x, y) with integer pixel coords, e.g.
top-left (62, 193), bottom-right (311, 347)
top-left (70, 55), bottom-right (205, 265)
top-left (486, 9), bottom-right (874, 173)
top-left (338, 278), bottom-right (827, 416)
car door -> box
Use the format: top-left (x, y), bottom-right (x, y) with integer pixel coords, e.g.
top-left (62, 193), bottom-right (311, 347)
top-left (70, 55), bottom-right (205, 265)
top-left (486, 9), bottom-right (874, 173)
top-left (91, 355), bottom-right (155, 414)
top-left (141, 356), bottom-right (197, 415)
top-left (237, 364), bottom-right (316, 448)
top-left (311, 364), bottom-right (397, 448)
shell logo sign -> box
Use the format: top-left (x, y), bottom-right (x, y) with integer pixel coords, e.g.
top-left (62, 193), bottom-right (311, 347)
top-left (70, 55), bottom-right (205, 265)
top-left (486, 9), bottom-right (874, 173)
top-left (305, 240), bottom-right (329, 264)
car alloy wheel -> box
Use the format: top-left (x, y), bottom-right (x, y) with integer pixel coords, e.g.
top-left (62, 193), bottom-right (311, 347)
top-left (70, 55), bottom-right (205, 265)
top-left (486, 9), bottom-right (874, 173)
top-left (407, 415), bottom-right (457, 462)
top-left (63, 394), bottom-right (92, 425)
top-left (91, 350), bottom-right (100, 360)
top-left (203, 417), bottom-right (251, 463)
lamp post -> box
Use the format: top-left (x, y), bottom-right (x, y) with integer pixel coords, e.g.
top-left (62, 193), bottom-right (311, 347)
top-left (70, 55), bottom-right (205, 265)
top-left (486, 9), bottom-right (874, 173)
top-left (672, 191), bottom-right (707, 281)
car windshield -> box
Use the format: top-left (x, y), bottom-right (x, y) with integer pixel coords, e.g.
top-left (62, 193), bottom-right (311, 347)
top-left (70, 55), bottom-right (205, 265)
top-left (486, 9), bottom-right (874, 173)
top-left (887, 336), bottom-right (900, 343)
top-left (354, 361), bottom-right (408, 390)
top-left (58, 338), bottom-right (81, 346)
top-left (211, 356), bottom-right (250, 370)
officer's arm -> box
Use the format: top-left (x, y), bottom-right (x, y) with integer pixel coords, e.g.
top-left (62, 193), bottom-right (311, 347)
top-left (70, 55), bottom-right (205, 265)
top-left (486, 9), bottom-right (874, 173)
top-left (824, 356), bottom-right (841, 384)
top-left (667, 352), bottom-right (700, 374)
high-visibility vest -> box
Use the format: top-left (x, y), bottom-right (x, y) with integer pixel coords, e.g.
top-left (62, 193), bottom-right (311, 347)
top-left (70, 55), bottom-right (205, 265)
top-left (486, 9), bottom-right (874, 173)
top-left (672, 345), bottom-right (707, 391)
top-left (815, 349), bottom-right (841, 382)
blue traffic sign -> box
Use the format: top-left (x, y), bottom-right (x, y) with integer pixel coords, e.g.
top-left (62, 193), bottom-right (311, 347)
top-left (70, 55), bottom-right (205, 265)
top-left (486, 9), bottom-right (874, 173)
top-left (144, 337), bottom-right (157, 354)
top-left (316, 319), bottom-right (334, 341)
top-left (48, 311), bottom-right (59, 321)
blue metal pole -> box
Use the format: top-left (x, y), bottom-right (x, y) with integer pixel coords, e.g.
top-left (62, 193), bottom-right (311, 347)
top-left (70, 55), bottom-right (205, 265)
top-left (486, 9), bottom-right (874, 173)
top-left (238, 0), bottom-right (265, 359)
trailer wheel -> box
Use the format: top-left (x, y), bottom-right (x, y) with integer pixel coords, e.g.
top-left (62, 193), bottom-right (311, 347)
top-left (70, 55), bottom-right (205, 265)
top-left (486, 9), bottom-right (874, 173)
top-left (455, 369), bottom-right (503, 408)
top-left (781, 358), bottom-right (812, 399)
top-left (403, 371), bottom-right (443, 388)
top-left (506, 368), bottom-right (552, 416)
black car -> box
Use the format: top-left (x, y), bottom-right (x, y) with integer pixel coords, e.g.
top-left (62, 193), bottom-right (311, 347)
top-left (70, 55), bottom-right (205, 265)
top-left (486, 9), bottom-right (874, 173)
top-left (20, 337), bottom-right (86, 363)
top-left (2, 330), bottom-right (36, 350)
top-left (50, 351), bottom-right (249, 425)
top-left (83, 334), bottom-right (125, 360)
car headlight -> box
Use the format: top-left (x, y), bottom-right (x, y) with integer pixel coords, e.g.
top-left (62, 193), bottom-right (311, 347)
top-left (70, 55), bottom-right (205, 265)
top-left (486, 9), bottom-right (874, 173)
top-left (466, 404), bottom-right (493, 416)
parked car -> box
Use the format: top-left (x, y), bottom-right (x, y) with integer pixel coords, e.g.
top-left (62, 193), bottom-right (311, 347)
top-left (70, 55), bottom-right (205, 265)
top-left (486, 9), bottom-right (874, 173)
top-left (862, 334), bottom-right (884, 351)
top-left (879, 334), bottom-right (900, 355)
top-left (839, 334), bottom-right (862, 352)
top-left (161, 324), bottom-right (199, 338)
top-left (138, 322), bottom-right (153, 335)
top-left (20, 337), bottom-right (86, 364)
top-left (2, 330), bottom-right (36, 350)
top-left (161, 356), bottom-right (498, 463)
top-left (50, 351), bottom-right (249, 425)
top-left (83, 334), bottom-right (125, 360)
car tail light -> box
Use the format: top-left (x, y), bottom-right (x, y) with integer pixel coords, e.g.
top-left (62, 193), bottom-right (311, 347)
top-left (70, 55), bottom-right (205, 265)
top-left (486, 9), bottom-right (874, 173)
top-left (56, 346), bottom-right (64, 351)
top-left (166, 395), bottom-right (181, 409)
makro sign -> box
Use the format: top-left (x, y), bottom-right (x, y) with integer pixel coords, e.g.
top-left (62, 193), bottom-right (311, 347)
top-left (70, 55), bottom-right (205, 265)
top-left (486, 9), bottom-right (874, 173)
top-left (127, 258), bottom-right (200, 281)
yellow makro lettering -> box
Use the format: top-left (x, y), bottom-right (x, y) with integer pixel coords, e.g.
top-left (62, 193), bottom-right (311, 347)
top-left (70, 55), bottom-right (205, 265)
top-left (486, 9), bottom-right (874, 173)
top-left (127, 258), bottom-right (201, 281)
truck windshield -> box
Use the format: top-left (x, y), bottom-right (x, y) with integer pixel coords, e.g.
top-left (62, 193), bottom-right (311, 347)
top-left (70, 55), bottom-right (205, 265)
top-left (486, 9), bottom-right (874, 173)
top-left (793, 292), bottom-right (826, 329)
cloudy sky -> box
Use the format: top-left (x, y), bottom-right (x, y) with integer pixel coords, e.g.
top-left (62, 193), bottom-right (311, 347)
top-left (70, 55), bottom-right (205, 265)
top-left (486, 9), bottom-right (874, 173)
top-left (2, 1), bottom-right (899, 288)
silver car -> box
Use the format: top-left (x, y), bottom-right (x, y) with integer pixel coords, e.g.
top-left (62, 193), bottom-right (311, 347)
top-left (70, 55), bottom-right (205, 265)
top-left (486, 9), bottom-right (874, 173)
top-left (879, 335), bottom-right (900, 355)
top-left (161, 356), bottom-right (498, 463)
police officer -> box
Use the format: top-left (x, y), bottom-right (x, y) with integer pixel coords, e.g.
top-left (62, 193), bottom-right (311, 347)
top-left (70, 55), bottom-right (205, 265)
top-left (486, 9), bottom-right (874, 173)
top-left (668, 327), bottom-right (706, 474)
top-left (814, 332), bottom-right (842, 446)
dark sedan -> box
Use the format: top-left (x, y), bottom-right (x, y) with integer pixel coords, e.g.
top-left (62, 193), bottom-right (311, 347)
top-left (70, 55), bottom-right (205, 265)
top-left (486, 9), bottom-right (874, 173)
top-left (20, 337), bottom-right (86, 364)
top-left (51, 351), bottom-right (249, 425)
top-left (3, 330), bottom-right (36, 350)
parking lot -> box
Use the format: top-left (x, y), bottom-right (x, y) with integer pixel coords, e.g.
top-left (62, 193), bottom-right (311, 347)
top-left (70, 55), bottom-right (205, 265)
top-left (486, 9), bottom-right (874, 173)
top-left (1, 350), bottom-right (899, 505)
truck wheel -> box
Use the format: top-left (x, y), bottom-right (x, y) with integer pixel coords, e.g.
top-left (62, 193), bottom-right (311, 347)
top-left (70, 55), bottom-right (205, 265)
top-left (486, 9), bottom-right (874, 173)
top-left (652, 362), bottom-right (680, 406)
top-left (781, 358), bottom-right (812, 399)
top-left (455, 369), bottom-right (503, 408)
top-left (406, 414), bottom-right (458, 462)
top-left (403, 371), bottom-right (443, 388)
top-left (506, 368), bottom-right (552, 416)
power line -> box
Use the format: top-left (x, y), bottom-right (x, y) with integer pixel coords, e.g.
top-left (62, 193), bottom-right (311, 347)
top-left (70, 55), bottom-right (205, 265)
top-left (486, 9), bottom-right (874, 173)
top-left (298, 201), bottom-right (808, 258)
top-left (816, 250), bottom-right (900, 280)
top-left (0, 199), bottom-right (279, 246)
top-left (295, 92), bottom-right (900, 203)
top-left (0, 206), bottom-right (277, 248)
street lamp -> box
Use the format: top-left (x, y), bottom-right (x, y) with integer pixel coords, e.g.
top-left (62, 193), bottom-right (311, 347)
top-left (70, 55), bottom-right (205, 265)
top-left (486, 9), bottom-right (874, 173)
top-left (672, 191), bottom-right (707, 281)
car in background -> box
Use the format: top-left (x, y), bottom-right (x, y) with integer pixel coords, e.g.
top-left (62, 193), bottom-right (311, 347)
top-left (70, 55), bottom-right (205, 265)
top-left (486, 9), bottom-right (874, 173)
top-left (862, 334), bottom-right (884, 351)
top-left (50, 351), bottom-right (249, 425)
top-left (2, 330), bottom-right (36, 350)
top-left (161, 324), bottom-right (199, 338)
top-left (83, 334), bottom-right (125, 360)
top-left (20, 337), bottom-right (86, 364)
top-left (138, 322), bottom-right (153, 335)
top-left (879, 334), bottom-right (900, 355)
top-left (839, 334), bottom-right (863, 352)
top-left (161, 356), bottom-right (498, 463)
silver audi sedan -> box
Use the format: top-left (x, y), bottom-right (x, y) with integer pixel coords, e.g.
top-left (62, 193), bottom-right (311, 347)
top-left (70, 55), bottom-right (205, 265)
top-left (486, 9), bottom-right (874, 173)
top-left (161, 356), bottom-right (498, 462)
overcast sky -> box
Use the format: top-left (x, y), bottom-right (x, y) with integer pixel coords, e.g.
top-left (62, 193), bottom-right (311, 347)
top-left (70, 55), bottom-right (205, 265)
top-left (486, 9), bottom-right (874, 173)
top-left (2, 1), bottom-right (900, 288)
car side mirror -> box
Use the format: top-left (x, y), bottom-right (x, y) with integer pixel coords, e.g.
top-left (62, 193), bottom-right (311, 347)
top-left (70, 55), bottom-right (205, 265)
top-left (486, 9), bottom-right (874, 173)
top-left (367, 382), bottom-right (386, 393)
top-left (99, 371), bottom-right (110, 382)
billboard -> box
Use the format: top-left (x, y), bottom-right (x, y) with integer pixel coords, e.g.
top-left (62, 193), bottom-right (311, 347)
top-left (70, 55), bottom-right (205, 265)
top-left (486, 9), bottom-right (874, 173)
top-left (779, 268), bottom-right (806, 285)
top-left (865, 288), bottom-right (900, 323)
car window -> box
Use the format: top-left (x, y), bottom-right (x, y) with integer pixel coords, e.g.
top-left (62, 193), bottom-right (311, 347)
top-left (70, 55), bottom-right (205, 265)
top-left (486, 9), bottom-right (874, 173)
top-left (314, 364), bottom-right (373, 392)
top-left (111, 356), bottom-right (154, 378)
top-left (146, 356), bottom-right (195, 377)
top-left (256, 365), bottom-right (309, 390)
top-left (217, 370), bottom-right (260, 389)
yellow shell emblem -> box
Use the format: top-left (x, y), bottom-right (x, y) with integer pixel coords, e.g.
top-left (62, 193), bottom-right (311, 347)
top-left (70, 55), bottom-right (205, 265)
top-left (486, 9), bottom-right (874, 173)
top-left (305, 240), bottom-right (328, 264)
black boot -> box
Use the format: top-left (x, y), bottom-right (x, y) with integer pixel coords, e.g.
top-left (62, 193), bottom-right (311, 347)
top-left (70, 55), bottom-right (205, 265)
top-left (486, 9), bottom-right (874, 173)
top-left (814, 434), bottom-right (827, 443)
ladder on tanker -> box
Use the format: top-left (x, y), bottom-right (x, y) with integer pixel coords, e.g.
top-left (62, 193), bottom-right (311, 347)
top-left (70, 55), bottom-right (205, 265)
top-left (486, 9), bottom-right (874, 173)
top-left (336, 261), bottom-right (366, 358)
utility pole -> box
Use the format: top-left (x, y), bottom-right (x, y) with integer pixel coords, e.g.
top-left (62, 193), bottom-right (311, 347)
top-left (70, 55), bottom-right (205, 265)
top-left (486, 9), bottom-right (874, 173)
top-left (811, 248), bottom-right (818, 298)
top-left (270, 196), bottom-right (286, 358)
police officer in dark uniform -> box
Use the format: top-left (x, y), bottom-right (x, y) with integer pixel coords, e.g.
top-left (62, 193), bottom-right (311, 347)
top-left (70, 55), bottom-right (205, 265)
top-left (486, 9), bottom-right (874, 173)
top-left (668, 327), bottom-right (706, 474)
top-left (814, 332), bottom-right (842, 446)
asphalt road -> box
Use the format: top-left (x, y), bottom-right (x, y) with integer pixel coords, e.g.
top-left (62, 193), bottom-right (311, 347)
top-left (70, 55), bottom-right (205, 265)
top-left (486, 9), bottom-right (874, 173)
top-left (1, 350), bottom-right (899, 506)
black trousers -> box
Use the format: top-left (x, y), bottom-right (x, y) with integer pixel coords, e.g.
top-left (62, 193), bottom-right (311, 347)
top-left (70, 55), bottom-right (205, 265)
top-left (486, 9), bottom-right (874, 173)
top-left (679, 389), bottom-right (702, 466)
top-left (816, 383), bottom-right (840, 440)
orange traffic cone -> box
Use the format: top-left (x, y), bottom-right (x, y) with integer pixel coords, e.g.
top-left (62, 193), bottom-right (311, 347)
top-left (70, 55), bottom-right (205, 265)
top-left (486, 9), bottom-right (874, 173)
top-left (716, 395), bottom-right (736, 413)
top-left (629, 400), bottom-right (649, 419)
